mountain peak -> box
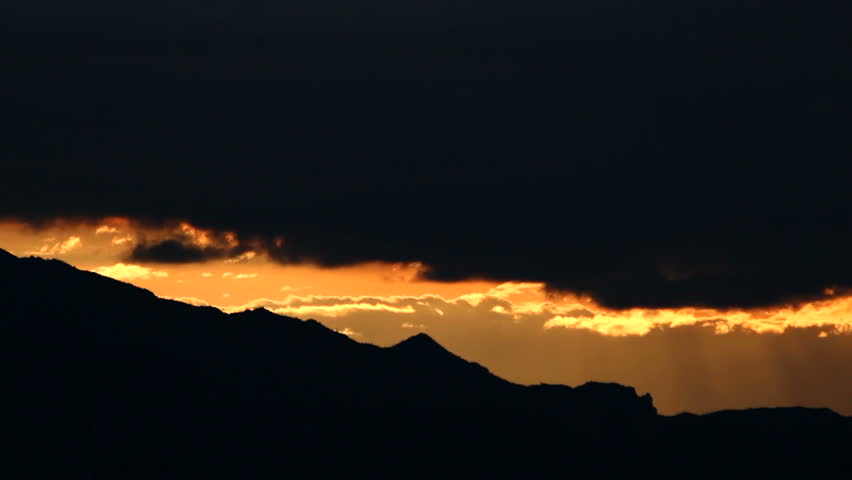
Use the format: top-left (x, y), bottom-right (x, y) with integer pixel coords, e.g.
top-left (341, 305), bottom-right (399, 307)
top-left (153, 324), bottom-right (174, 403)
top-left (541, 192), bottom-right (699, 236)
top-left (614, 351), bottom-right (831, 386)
top-left (393, 332), bottom-right (445, 351)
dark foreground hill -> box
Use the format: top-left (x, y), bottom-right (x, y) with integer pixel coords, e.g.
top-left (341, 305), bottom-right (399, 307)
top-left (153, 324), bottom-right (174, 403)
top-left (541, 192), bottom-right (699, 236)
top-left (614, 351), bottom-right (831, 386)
top-left (1, 249), bottom-right (850, 478)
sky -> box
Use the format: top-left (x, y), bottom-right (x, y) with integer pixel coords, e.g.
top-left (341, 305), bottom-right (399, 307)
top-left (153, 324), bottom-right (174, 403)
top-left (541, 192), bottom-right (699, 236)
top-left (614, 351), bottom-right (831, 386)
top-left (2, 218), bottom-right (852, 415)
top-left (2, 0), bottom-right (851, 414)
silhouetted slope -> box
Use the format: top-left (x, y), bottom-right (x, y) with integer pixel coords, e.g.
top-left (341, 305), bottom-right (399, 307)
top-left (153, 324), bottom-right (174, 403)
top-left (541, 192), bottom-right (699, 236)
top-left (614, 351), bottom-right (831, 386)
top-left (390, 332), bottom-right (510, 388)
top-left (0, 247), bottom-right (16, 263)
top-left (1, 249), bottom-right (850, 478)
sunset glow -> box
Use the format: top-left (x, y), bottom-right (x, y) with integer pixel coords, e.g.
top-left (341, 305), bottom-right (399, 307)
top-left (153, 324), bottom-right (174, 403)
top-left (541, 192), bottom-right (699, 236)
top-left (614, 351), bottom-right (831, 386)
top-left (5, 6), bottom-right (851, 474)
top-left (5, 217), bottom-right (852, 414)
top-left (2, 217), bottom-right (850, 339)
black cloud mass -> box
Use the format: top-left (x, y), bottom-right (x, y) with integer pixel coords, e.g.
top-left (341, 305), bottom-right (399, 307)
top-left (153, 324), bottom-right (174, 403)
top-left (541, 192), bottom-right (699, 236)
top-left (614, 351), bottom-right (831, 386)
top-left (2, 1), bottom-right (850, 309)
top-left (129, 240), bottom-right (229, 264)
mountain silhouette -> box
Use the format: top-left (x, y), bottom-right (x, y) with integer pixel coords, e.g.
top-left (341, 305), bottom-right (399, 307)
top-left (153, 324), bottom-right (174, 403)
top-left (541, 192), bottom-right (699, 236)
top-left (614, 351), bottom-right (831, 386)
top-left (1, 249), bottom-right (850, 478)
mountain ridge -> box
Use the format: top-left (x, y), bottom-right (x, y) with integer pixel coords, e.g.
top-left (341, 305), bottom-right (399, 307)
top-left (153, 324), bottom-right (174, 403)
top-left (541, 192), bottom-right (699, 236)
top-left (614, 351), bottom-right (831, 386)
top-left (1, 248), bottom-right (850, 478)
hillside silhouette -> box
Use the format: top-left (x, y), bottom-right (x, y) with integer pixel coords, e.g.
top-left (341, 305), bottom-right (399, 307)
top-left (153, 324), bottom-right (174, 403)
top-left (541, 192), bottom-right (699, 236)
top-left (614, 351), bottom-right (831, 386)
top-left (1, 249), bottom-right (850, 478)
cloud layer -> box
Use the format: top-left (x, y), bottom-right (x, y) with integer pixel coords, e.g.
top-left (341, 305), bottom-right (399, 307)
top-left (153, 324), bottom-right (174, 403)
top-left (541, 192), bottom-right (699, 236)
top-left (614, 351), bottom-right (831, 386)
top-left (3, 1), bottom-right (851, 309)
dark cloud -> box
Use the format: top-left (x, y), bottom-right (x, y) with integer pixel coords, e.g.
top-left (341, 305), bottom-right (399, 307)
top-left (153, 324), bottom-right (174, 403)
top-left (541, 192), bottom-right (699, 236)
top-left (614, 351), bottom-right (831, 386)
top-left (2, 1), bottom-right (851, 308)
top-left (2, 0), bottom-right (805, 26)
top-left (128, 240), bottom-right (224, 263)
top-left (127, 229), bottom-right (257, 263)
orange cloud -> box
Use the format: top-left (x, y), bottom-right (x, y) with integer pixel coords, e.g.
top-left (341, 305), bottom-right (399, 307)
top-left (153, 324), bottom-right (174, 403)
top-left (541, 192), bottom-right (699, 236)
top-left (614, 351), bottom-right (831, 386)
top-left (544, 296), bottom-right (852, 336)
top-left (225, 251), bottom-right (257, 263)
top-left (92, 263), bottom-right (169, 281)
top-left (226, 296), bottom-right (419, 317)
top-left (95, 225), bottom-right (119, 235)
top-left (231, 273), bottom-right (258, 280)
top-left (27, 236), bottom-right (82, 255)
top-left (209, 283), bottom-right (852, 339)
top-left (111, 235), bottom-right (134, 245)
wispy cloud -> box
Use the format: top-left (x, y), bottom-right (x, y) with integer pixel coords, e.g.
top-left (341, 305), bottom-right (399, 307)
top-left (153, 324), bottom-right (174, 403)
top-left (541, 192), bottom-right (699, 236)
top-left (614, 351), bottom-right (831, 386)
top-left (95, 225), bottom-right (118, 235)
top-left (91, 263), bottom-right (168, 281)
top-left (232, 273), bottom-right (258, 280)
top-left (27, 236), bottom-right (82, 256)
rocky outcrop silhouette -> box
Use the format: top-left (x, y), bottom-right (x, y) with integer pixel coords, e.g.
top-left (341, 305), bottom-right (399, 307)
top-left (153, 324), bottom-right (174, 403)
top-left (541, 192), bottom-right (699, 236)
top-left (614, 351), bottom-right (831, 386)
top-left (1, 249), bottom-right (849, 478)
